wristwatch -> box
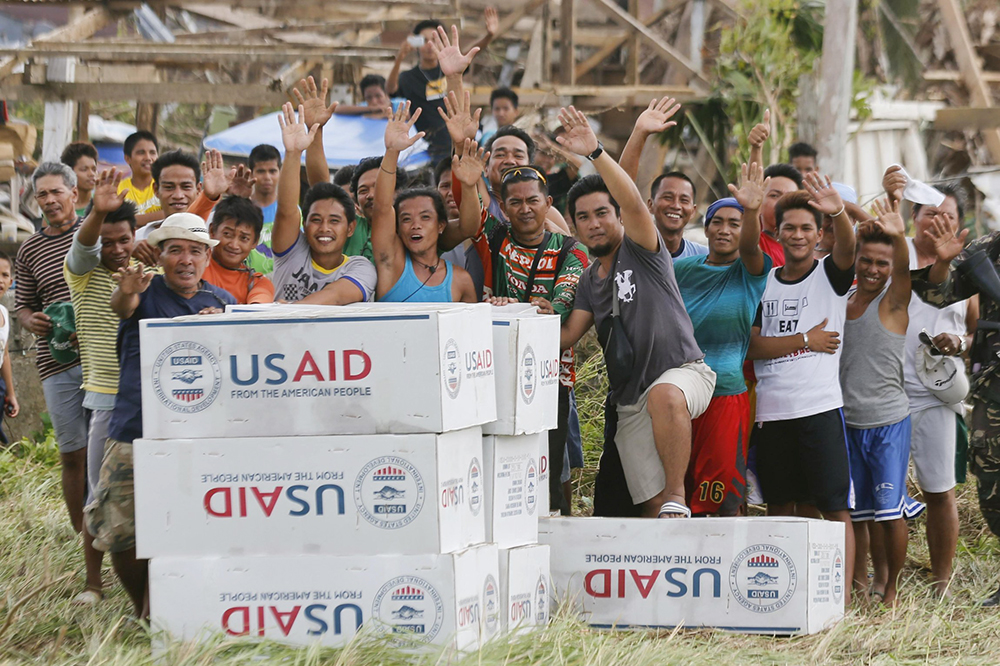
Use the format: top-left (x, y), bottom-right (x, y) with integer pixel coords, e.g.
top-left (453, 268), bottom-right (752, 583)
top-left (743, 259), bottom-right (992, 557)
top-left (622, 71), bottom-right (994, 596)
top-left (586, 142), bottom-right (604, 162)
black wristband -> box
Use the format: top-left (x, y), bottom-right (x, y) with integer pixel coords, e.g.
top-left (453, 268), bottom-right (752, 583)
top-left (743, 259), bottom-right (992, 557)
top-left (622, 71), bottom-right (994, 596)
top-left (586, 142), bottom-right (604, 162)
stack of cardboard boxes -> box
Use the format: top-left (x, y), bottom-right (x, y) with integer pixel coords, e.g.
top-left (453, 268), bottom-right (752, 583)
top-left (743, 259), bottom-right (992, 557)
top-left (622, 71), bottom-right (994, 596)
top-left (133, 303), bottom-right (555, 649)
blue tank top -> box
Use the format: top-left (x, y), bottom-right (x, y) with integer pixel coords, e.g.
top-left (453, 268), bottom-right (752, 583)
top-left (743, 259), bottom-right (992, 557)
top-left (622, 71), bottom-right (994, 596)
top-left (381, 254), bottom-right (454, 303)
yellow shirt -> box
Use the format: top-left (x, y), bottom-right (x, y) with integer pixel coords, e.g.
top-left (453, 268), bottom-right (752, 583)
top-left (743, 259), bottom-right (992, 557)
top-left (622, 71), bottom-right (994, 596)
top-left (117, 176), bottom-right (161, 214)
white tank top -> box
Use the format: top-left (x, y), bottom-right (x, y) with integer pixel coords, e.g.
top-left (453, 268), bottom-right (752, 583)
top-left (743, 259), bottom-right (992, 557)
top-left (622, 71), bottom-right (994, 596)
top-left (754, 257), bottom-right (851, 421)
top-left (904, 237), bottom-right (967, 413)
top-left (0, 304), bottom-right (9, 371)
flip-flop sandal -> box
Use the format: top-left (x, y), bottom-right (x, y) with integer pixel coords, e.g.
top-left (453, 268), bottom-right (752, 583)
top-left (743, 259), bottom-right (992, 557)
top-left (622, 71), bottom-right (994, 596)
top-left (658, 501), bottom-right (691, 518)
top-left (870, 590), bottom-right (885, 605)
top-left (72, 588), bottom-right (104, 606)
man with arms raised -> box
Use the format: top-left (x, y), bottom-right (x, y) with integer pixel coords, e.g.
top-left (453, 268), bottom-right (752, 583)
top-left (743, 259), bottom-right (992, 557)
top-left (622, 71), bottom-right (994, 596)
top-left (673, 164), bottom-right (771, 516)
top-left (272, 103), bottom-right (376, 305)
top-left (558, 106), bottom-right (715, 518)
top-left (747, 173), bottom-right (857, 605)
top-left (86, 213), bottom-right (235, 617)
top-left (370, 104), bottom-right (477, 303)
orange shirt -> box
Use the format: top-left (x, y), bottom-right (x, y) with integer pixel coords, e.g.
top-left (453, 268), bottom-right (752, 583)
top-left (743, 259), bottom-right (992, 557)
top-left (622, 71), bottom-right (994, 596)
top-left (203, 257), bottom-right (274, 305)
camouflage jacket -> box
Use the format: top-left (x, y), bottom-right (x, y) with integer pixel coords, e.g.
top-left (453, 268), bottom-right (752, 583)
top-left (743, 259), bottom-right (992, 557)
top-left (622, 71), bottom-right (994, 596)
top-left (911, 231), bottom-right (999, 403)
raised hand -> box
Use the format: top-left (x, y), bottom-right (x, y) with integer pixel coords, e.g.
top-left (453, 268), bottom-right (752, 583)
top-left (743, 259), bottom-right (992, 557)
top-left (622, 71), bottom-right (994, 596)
top-left (922, 213), bottom-right (969, 264)
top-left (485, 6), bottom-right (499, 37)
top-left (803, 171), bottom-right (844, 217)
top-left (555, 106), bottom-right (599, 157)
top-left (92, 167), bottom-right (125, 214)
top-left (201, 149), bottom-right (230, 201)
top-left (451, 139), bottom-right (489, 186)
top-left (806, 318), bottom-right (840, 354)
top-left (227, 163), bottom-right (256, 199)
top-left (384, 101), bottom-right (424, 152)
top-left (748, 108), bottom-right (771, 148)
top-left (432, 24), bottom-right (481, 77)
top-left (871, 197), bottom-right (905, 237)
top-left (728, 162), bottom-right (768, 211)
top-left (634, 97), bottom-right (681, 136)
top-left (882, 165), bottom-right (906, 203)
top-left (277, 102), bottom-right (320, 153)
top-left (114, 262), bottom-right (154, 295)
top-left (131, 240), bottom-right (160, 266)
top-left (292, 76), bottom-right (338, 128)
top-left (438, 90), bottom-right (482, 146)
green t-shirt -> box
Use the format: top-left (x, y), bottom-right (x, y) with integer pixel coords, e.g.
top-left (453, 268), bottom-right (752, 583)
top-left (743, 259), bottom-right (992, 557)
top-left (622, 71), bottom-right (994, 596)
top-left (343, 215), bottom-right (373, 262)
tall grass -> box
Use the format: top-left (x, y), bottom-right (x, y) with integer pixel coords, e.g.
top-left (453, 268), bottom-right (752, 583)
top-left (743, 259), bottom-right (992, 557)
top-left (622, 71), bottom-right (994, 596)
top-left (4, 370), bottom-right (1000, 663)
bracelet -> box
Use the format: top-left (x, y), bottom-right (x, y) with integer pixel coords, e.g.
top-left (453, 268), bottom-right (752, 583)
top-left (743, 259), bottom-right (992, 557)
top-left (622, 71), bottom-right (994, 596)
top-left (802, 332), bottom-right (810, 350)
top-left (959, 337), bottom-right (968, 354)
top-left (832, 204), bottom-right (846, 218)
top-left (380, 166), bottom-right (396, 175)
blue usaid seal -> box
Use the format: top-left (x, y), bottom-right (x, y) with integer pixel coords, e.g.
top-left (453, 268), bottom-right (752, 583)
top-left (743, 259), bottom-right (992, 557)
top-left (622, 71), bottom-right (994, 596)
top-left (483, 573), bottom-right (499, 634)
top-left (524, 459), bottom-right (538, 516)
top-left (534, 574), bottom-right (549, 624)
top-left (443, 338), bottom-right (461, 399)
top-left (729, 544), bottom-right (798, 613)
top-left (372, 575), bottom-right (445, 643)
top-left (519, 344), bottom-right (536, 404)
top-left (151, 341), bottom-right (221, 413)
top-left (354, 456), bottom-right (426, 529)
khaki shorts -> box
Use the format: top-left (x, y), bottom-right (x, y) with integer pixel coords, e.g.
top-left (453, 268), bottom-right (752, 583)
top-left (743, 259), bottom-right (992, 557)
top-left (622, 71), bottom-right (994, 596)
top-left (84, 438), bottom-right (136, 553)
top-left (616, 360), bottom-right (716, 504)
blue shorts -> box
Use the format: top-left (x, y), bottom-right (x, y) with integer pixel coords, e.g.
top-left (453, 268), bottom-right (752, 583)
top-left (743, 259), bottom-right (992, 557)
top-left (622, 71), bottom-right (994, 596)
top-left (561, 388), bottom-right (584, 483)
top-left (848, 416), bottom-right (916, 522)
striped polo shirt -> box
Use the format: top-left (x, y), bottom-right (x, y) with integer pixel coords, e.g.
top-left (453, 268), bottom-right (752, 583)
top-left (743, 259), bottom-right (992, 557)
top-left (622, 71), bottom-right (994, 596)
top-left (15, 222), bottom-right (82, 381)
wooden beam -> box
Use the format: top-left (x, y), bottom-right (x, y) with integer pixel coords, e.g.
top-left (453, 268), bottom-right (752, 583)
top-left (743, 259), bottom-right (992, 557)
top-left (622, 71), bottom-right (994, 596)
top-left (587, 0), bottom-right (708, 87)
top-left (495, 0), bottom-right (547, 37)
top-left (466, 83), bottom-right (698, 110)
top-left (559, 0), bottom-right (575, 85)
top-left (626, 0), bottom-right (640, 85)
top-left (0, 43), bottom-right (394, 66)
top-left (925, 69), bottom-right (1000, 83)
top-left (35, 7), bottom-right (117, 43)
top-left (935, 107), bottom-right (1000, 131)
top-left (937, 0), bottom-right (1000, 161)
top-left (573, 2), bottom-right (679, 81)
top-left (2, 82), bottom-right (291, 107)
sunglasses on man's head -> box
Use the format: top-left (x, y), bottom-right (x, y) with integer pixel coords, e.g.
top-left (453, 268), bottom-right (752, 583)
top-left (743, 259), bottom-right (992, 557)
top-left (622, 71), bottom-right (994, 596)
top-left (501, 166), bottom-right (547, 184)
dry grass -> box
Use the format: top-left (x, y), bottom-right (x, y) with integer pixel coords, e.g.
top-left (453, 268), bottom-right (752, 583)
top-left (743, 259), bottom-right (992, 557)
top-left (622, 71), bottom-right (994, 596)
top-left (4, 367), bottom-right (1000, 664)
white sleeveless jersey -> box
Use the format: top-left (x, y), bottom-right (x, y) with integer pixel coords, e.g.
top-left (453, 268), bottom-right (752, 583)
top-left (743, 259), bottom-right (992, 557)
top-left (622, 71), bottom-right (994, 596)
top-left (754, 257), bottom-right (851, 421)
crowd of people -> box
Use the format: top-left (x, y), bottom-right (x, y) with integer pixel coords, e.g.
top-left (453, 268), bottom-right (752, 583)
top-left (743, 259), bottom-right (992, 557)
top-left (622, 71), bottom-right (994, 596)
top-left (9, 15), bottom-right (1000, 620)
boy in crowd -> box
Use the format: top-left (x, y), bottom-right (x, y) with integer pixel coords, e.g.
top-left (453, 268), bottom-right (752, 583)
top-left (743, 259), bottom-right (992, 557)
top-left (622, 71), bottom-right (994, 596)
top-left (246, 144), bottom-right (281, 274)
top-left (481, 87), bottom-right (519, 144)
top-left (204, 195), bottom-right (275, 305)
top-left (758, 163), bottom-right (803, 267)
top-left (117, 131), bottom-right (161, 225)
top-left (747, 173), bottom-right (857, 606)
top-left (17, 162), bottom-right (102, 605)
top-left (63, 168), bottom-right (138, 604)
top-left (134, 151), bottom-right (202, 243)
top-left (87, 213), bottom-right (236, 618)
top-left (558, 104), bottom-right (715, 519)
top-left (674, 163), bottom-right (772, 516)
top-left (334, 74), bottom-right (399, 117)
top-left (272, 103), bottom-right (376, 305)
top-left (61, 142), bottom-right (99, 217)
top-left (370, 104), bottom-right (476, 303)
top-left (839, 200), bottom-right (915, 606)
top-left (789, 142), bottom-right (819, 175)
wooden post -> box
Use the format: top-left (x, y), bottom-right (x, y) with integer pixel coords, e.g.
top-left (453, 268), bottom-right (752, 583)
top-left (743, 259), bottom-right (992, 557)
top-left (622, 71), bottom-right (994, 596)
top-left (560, 0), bottom-right (576, 85)
top-left (41, 57), bottom-right (76, 163)
top-left (76, 101), bottom-right (90, 142)
top-left (815, 0), bottom-right (857, 181)
top-left (627, 0), bottom-right (640, 84)
top-left (135, 102), bottom-right (159, 134)
top-left (541, 0), bottom-right (553, 85)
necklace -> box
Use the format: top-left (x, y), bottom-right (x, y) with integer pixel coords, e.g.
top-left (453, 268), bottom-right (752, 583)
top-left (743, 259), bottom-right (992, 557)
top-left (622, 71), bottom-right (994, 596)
top-left (413, 256), bottom-right (441, 274)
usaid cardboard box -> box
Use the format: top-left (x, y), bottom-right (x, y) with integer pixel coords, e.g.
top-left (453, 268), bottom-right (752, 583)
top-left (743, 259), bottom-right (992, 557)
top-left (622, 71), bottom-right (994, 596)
top-left (133, 428), bottom-right (485, 558)
top-left (149, 544), bottom-right (500, 651)
top-left (139, 304), bottom-right (496, 438)
top-left (499, 545), bottom-right (551, 632)
top-left (539, 517), bottom-right (845, 635)
top-left (484, 310), bottom-right (560, 436)
top-left (482, 433), bottom-right (543, 548)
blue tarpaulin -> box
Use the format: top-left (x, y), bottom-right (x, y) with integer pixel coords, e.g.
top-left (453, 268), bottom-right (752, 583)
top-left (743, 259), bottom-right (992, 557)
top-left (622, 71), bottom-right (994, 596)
top-left (202, 112), bottom-right (430, 170)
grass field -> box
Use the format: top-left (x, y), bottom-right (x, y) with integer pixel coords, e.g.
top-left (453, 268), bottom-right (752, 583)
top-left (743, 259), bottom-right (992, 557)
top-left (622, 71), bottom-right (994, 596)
top-left (3, 345), bottom-right (1000, 664)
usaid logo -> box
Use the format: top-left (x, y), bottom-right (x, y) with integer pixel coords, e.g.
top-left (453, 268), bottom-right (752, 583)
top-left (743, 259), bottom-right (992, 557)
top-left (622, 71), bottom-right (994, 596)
top-left (483, 574), bottom-right (499, 634)
top-left (443, 339), bottom-right (461, 399)
top-left (467, 457), bottom-right (483, 516)
top-left (151, 341), bottom-right (221, 413)
top-left (534, 574), bottom-right (549, 624)
top-left (519, 345), bottom-right (537, 404)
top-left (729, 544), bottom-right (797, 613)
top-left (354, 456), bottom-right (425, 529)
top-left (372, 576), bottom-right (444, 644)
top-left (832, 548), bottom-right (844, 604)
top-left (524, 460), bottom-right (538, 516)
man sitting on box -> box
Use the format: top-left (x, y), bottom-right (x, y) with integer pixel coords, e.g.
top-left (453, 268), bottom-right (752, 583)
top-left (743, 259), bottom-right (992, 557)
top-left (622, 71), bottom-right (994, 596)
top-left (556, 104), bottom-right (716, 519)
top-left (270, 103), bottom-right (377, 305)
top-left (86, 213), bottom-right (236, 618)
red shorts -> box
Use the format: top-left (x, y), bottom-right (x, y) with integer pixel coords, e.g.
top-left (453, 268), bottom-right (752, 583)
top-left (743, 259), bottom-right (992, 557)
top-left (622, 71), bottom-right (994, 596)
top-left (686, 392), bottom-right (750, 516)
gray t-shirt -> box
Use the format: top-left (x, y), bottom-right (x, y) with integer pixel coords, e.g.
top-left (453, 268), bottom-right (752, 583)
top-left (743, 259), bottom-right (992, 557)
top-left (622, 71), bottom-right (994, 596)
top-left (273, 233), bottom-right (377, 303)
top-left (574, 233), bottom-right (703, 406)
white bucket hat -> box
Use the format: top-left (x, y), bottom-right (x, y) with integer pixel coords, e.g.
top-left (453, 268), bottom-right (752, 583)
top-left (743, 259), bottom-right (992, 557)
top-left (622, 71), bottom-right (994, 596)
top-left (915, 344), bottom-right (969, 405)
top-left (147, 212), bottom-right (219, 248)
